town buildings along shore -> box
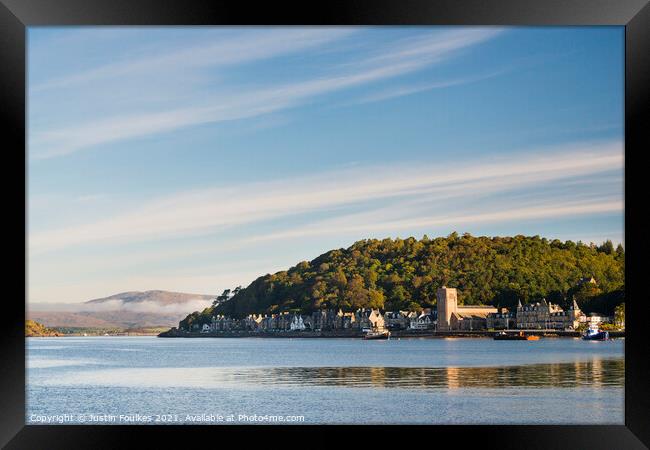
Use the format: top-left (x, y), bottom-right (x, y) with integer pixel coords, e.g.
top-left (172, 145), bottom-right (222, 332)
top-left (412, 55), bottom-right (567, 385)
top-left (175, 285), bottom-right (614, 335)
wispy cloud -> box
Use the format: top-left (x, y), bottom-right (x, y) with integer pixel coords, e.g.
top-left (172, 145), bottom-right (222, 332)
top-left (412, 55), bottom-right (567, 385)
top-left (29, 140), bottom-right (622, 253)
top-left (251, 198), bottom-right (623, 243)
top-left (30, 28), bottom-right (504, 160)
top-left (361, 28), bottom-right (503, 67)
top-left (348, 68), bottom-right (511, 105)
top-left (28, 27), bottom-right (624, 304)
top-left (31, 28), bottom-right (357, 92)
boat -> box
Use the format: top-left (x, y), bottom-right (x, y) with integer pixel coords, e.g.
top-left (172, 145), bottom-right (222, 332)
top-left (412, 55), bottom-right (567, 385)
top-left (363, 330), bottom-right (390, 340)
top-left (494, 331), bottom-right (540, 341)
top-left (582, 323), bottom-right (609, 341)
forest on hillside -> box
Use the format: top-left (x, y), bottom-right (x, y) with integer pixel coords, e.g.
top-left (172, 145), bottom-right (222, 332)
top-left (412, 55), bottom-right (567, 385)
top-left (25, 320), bottom-right (60, 337)
top-left (181, 233), bottom-right (624, 327)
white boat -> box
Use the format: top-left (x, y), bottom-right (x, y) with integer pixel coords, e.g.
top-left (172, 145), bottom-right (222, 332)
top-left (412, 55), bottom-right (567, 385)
top-left (363, 330), bottom-right (390, 340)
top-left (582, 323), bottom-right (609, 341)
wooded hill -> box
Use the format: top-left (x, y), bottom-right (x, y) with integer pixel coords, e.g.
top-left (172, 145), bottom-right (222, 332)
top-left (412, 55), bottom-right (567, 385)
top-left (183, 233), bottom-right (624, 327)
top-left (26, 319), bottom-right (60, 337)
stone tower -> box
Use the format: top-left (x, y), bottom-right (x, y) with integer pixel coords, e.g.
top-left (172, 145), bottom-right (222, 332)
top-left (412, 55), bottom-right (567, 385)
top-left (436, 286), bottom-right (458, 331)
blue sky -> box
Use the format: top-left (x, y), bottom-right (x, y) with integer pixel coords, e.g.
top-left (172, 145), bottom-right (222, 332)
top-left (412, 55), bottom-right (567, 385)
top-left (27, 26), bottom-right (624, 303)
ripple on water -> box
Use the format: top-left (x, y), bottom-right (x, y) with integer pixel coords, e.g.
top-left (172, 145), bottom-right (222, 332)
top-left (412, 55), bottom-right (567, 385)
top-left (28, 358), bottom-right (106, 369)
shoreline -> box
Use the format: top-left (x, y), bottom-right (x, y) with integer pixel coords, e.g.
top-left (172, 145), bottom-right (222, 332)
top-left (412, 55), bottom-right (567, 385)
top-left (26, 333), bottom-right (166, 338)
top-left (158, 329), bottom-right (625, 339)
top-left (27, 329), bottom-right (626, 339)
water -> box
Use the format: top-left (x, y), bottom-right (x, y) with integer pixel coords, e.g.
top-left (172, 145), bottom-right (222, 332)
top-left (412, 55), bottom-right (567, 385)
top-left (26, 336), bottom-right (624, 425)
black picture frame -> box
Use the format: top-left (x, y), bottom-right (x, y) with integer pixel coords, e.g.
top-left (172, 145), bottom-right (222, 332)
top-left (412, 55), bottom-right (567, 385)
top-left (1, 1), bottom-right (648, 448)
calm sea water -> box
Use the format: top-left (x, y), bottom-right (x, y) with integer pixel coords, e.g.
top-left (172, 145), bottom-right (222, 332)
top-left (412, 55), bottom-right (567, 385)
top-left (26, 336), bottom-right (624, 425)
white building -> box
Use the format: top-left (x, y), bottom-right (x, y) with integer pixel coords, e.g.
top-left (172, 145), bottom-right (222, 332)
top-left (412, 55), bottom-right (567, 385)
top-left (584, 314), bottom-right (611, 326)
top-left (409, 312), bottom-right (434, 330)
top-left (290, 314), bottom-right (306, 331)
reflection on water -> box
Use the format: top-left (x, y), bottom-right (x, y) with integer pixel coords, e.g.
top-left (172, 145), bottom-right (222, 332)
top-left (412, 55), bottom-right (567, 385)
top-left (33, 358), bottom-right (624, 391)
top-left (215, 359), bottom-right (624, 390)
top-left (185, 359), bottom-right (625, 389)
top-left (26, 338), bottom-right (624, 424)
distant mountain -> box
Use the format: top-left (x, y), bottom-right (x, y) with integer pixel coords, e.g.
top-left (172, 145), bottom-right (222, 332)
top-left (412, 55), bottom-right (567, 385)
top-left (85, 290), bottom-right (213, 307)
top-left (29, 290), bottom-right (214, 330)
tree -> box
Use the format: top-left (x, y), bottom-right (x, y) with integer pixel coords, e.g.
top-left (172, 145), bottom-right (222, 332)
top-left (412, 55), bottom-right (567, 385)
top-left (407, 301), bottom-right (422, 312)
top-left (368, 289), bottom-right (385, 309)
top-left (493, 289), bottom-right (520, 309)
top-left (387, 285), bottom-right (409, 311)
top-left (616, 244), bottom-right (625, 258)
top-left (547, 290), bottom-right (568, 310)
top-left (571, 282), bottom-right (602, 311)
top-left (343, 274), bottom-right (369, 310)
top-left (212, 288), bottom-right (232, 307)
top-left (332, 269), bottom-right (347, 290)
top-left (204, 234), bottom-right (625, 319)
top-left (597, 240), bottom-right (614, 255)
top-left (614, 303), bottom-right (625, 328)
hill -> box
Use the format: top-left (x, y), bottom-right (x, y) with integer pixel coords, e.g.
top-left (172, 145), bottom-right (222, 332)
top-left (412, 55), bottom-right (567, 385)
top-left (29, 290), bottom-right (214, 330)
top-left (25, 320), bottom-right (60, 337)
top-left (197, 234), bottom-right (623, 324)
top-left (84, 290), bottom-right (213, 308)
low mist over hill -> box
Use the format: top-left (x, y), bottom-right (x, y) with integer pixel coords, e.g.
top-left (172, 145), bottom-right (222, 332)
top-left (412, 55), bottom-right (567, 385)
top-left (84, 290), bottom-right (214, 313)
top-left (29, 290), bottom-right (214, 329)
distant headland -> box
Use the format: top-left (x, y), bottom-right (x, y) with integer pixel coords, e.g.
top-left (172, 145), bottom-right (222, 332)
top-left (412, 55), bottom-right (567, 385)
top-left (26, 320), bottom-right (60, 337)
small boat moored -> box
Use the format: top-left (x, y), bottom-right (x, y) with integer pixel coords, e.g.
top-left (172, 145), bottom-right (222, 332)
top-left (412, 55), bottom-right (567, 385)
top-left (363, 329), bottom-right (391, 340)
top-left (494, 331), bottom-right (540, 341)
top-left (582, 323), bottom-right (609, 341)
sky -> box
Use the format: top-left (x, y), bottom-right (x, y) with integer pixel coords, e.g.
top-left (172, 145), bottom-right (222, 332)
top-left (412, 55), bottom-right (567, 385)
top-left (27, 26), bottom-right (624, 304)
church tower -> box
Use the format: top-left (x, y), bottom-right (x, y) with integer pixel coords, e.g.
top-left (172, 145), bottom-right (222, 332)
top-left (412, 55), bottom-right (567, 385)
top-left (436, 287), bottom-right (458, 331)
